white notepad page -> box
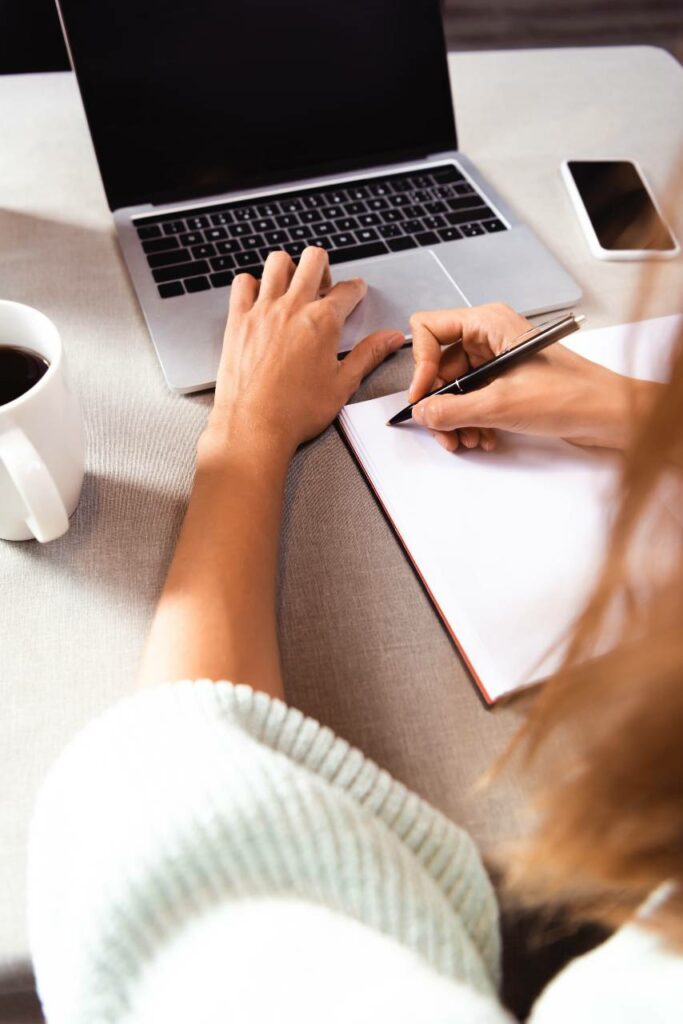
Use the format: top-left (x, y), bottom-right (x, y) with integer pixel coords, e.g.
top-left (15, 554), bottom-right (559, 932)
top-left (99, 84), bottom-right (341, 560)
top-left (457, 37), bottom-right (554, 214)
top-left (339, 314), bottom-right (682, 702)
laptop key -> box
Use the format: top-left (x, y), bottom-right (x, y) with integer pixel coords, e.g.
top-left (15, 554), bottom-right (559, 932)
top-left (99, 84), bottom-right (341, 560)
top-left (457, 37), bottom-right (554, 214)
top-left (142, 236), bottom-right (180, 254)
top-left (211, 255), bottom-right (236, 271)
top-left (236, 250), bottom-right (260, 267)
top-left (303, 194), bottom-right (325, 208)
top-left (328, 240), bottom-right (389, 264)
top-left (439, 226), bottom-right (462, 241)
top-left (424, 200), bottom-right (447, 214)
top-left (483, 218), bottom-right (506, 232)
top-left (163, 220), bottom-right (186, 235)
top-left (356, 227), bottom-right (379, 243)
top-left (186, 215), bottom-right (210, 230)
top-left (308, 235), bottom-right (331, 250)
top-left (290, 226), bottom-right (310, 240)
top-left (337, 217), bottom-right (358, 232)
top-left (327, 190), bottom-right (348, 205)
top-left (347, 185), bottom-right (370, 200)
top-left (321, 206), bottom-right (348, 221)
top-left (378, 223), bottom-right (401, 238)
top-left (368, 182), bottom-right (391, 196)
top-left (344, 201), bottom-right (366, 215)
top-left (388, 194), bottom-right (410, 206)
top-left (234, 265), bottom-right (263, 279)
top-left (230, 223), bottom-right (252, 237)
top-left (153, 260), bottom-right (210, 283)
top-left (217, 238), bottom-right (241, 254)
top-left (383, 209), bottom-right (404, 223)
top-left (300, 209), bottom-right (322, 223)
top-left (275, 213), bottom-right (299, 228)
top-left (461, 223), bottom-right (486, 237)
top-left (253, 218), bottom-right (276, 232)
top-left (191, 243), bottom-right (216, 259)
top-left (432, 165), bottom-right (464, 183)
top-left (447, 195), bottom-right (489, 213)
top-left (284, 241), bottom-right (307, 257)
top-left (359, 213), bottom-right (380, 227)
top-left (147, 249), bottom-right (193, 269)
top-left (281, 198), bottom-right (304, 213)
top-left (415, 231), bottom-right (439, 246)
top-left (234, 207), bottom-right (254, 221)
top-left (158, 281), bottom-right (184, 298)
top-left (367, 198), bottom-right (388, 211)
top-left (328, 232), bottom-right (354, 248)
top-left (387, 236), bottom-right (418, 252)
top-left (210, 271), bottom-right (234, 288)
top-left (240, 235), bottom-right (262, 251)
top-left (211, 212), bottom-right (233, 225)
top-left (206, 227), bottom-right (229, 241)
top-left (446, 206), bottom-right (491, 226)
top-left (256, 202), bottom-right (280, 217)
top-left (185, 275), bottom-right (211, 293)
top-left (423, 215), bottom-right (445, 230)
top-left (137, 224), bottom-right (162, 240)
top-left (265, 229), bottom-right (289, 244)
top-left (180, 231), bottom-right (203, 247)
top-left (402, 219), bottom-right (423, 235)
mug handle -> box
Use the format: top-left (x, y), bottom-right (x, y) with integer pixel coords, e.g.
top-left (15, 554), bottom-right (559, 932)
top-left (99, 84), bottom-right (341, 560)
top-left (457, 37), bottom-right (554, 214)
top-left (0, 427), bottom-right (69, 542)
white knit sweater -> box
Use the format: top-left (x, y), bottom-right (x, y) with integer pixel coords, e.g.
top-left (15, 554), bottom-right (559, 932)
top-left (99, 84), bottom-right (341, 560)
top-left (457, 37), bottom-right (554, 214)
top-left (28, 681), bottom-right (682, 1023)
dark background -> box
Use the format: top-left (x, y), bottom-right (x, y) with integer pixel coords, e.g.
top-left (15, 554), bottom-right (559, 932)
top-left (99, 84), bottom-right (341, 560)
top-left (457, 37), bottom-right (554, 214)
top-left (1, 0), bottom-right (682, 74)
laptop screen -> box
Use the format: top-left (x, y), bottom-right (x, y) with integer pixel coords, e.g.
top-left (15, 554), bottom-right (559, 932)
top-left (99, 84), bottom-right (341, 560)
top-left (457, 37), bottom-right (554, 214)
top-left (56, 0), bottom-right (457, 211)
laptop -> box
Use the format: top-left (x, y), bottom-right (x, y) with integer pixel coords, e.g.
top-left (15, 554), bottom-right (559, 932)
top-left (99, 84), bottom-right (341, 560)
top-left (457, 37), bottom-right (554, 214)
top-left (55, 0), bottom-right (581, 394)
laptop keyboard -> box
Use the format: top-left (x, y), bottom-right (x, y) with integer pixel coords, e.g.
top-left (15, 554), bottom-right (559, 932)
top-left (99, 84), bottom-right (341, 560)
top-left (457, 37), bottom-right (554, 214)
top-left (133, 163), bottom-right (507, 299)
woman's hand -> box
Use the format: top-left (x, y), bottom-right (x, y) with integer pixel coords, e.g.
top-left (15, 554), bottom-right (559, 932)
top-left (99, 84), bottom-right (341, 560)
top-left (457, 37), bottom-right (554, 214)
top-left (203, 247), bottom-right (404, 460)
top-left (408, 303), bottom-right (656, 452)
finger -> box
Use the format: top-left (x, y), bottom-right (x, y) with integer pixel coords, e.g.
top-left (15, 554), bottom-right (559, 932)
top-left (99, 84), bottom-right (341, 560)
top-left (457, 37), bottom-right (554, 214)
top-left (409, 308), bottom-right (473, 403)
top-left (259, 250), bottom-right (296, 300)
top-left (480, 428), bottom-right (497, 451)
top-left (433, 430), bottom-right (459, 453)
top-left (412, 391), bottom-right (494, 431)
top-left (289, 246), bottom-right (330, 301)
top-left (319, 262), bottom-right (333, 295)
top-left (341, 329), bottom-right (405, 396)
top-left (229, 272), bottom-right (260, 315)
top-left (321, 277), bottom-right (368, 323)
top-left (458, 427), bottom-right (480, 449)
top-left (437, 343), bottom-right (470, 384)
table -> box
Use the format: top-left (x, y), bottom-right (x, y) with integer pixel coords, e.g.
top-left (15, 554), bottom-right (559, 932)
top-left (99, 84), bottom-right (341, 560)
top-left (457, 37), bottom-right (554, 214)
top-left (1, 45), bottom-right (682, 1000)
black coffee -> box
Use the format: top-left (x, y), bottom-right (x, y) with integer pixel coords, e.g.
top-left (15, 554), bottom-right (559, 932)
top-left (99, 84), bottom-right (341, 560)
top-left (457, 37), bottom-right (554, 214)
top-left (0, 345), bottom-right (50, 406)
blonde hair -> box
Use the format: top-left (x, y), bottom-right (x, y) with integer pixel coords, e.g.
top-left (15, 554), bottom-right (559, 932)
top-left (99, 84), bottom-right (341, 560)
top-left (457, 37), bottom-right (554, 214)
top-left (503, 314), bottom-right (683, 948)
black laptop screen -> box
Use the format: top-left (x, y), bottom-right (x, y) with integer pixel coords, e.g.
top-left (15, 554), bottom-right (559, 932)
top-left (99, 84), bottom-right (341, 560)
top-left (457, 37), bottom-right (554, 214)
top-left (56, 0), bottom-right (457, 211)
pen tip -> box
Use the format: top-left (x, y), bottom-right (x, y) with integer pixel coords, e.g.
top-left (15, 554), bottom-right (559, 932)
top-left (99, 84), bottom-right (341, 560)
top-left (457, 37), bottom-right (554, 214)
top-left (575, 314), bottom-right (586, 325)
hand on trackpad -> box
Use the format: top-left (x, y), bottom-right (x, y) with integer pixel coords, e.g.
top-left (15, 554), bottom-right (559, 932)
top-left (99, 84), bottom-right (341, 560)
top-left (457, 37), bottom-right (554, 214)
top-left (337, 249), bottom-right (468, 353)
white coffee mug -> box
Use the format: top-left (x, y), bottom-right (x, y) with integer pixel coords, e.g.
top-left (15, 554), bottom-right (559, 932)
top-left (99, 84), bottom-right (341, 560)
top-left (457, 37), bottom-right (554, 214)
top-left (0, 301), bottom-right (85, 542)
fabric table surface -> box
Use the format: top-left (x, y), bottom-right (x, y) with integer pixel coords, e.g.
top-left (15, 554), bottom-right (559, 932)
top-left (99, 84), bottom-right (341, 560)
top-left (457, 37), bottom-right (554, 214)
top-left (1, 45), bottom-right (682, 989)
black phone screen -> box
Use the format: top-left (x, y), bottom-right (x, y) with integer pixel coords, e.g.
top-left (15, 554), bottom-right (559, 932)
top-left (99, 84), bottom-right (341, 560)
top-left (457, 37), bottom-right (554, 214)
top-left (567, 161), bottom-right (675, 252)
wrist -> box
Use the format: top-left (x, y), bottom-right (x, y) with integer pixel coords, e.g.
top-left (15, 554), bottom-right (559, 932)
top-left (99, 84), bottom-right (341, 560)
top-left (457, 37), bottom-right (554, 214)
top-left (198, 413), bottom-right (295, 474)
top-left (593, 376), bottom-right (661, 451)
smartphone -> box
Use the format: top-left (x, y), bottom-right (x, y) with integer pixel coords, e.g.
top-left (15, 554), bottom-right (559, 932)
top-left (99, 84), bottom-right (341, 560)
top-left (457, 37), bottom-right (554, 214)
top-left (561, 160), bottom-right (679, 261)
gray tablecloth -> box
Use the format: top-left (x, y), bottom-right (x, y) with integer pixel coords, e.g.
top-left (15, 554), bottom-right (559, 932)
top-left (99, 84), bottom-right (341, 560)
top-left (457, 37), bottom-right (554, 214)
top-left (1, 45), bottom-right (682, 990)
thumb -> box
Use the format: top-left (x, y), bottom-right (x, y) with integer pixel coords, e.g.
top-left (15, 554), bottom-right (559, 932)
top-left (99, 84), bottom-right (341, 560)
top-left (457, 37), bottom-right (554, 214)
top-left (341, 329), bottom-right (405, 394)
top-left (413, 391), bottom-right (494, 431)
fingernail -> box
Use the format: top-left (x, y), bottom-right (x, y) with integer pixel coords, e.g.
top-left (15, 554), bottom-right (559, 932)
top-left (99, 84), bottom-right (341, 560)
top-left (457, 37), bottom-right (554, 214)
top-left (389, 331), bottom-right (405, 349)
top-left (412, 403), bottom-right (425, 424)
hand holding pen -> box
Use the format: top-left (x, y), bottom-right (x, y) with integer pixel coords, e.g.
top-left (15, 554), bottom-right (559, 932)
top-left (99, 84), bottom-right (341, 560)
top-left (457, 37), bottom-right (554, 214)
top-left (394, 303), bottom-right (650, 453)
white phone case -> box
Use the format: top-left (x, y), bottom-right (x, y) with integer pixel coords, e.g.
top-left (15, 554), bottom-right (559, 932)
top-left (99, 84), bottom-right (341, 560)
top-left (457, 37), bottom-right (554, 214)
top-left (561, 160), bottom-right (680, 262)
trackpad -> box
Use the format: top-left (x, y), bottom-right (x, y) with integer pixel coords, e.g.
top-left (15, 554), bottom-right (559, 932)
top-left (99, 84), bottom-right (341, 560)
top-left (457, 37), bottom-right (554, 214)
top-left (337, 248), bottom-right (467, 353)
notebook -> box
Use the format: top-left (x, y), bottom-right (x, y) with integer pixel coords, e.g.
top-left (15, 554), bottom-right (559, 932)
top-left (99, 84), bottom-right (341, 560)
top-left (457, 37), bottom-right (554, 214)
top-left (338, 314), bottom-right (682, 703)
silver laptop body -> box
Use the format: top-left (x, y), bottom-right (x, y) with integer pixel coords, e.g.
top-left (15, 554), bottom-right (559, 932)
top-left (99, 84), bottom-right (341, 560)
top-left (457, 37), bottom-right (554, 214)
top-left (58, 0), bottom-right (581, 393)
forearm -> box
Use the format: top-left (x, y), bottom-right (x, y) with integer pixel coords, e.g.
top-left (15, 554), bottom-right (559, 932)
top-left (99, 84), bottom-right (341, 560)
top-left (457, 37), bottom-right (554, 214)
top-left (138, 426), bottom-right (291, 699)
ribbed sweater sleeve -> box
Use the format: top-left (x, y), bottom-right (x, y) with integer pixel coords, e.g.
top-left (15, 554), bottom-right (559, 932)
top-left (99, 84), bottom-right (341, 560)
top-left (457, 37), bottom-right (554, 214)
top-left (28, 681), bottom-right (501, 1023)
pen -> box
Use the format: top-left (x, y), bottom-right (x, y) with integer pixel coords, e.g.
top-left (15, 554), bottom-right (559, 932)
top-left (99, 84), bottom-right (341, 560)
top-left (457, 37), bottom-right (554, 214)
top-left (387, 312), bottom-right (586, 427)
